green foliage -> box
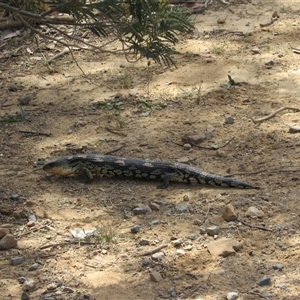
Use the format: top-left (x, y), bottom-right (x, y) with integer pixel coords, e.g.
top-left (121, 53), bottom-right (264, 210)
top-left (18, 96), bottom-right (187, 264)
top-left (1, 0), bottom-right (194, 66)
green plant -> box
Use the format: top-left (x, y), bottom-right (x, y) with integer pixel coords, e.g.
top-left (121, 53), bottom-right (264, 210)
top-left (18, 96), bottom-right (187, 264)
top-left (89, 223), bottom-right (118, 245)
top-left (210, 43), bottom-right (226, 55)
top-left (118, 72), bottom-right (133, 89)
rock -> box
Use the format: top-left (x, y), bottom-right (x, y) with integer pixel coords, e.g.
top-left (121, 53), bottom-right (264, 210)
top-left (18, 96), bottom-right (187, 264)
top-left (199, 227), bottom-right (206, 234)
top-left (21, 292), bottom-right (30, 300)
top-left (245, 206), bottom-right (264, 218)
top-left (227, 292), bottom-right (238, 300)
top-left (11, 257), bottom-right (24, 266)
top-left (183, 143), bottom-right (192, 150)
top-left (183, 244), bottom-right (193, 251)
top-left (177, 157), bottom-right (190, 163)
top-left (142, 258), bottom-right (152, 267)
top-left (22, 278), bottom-right (36, 291)
top-left (0, 234), bottom-right (17, 249)
top-left (19, 95), bottom-right (31, 105)
top-left (278, 283), bottom-right (288, 290)
top-left (139, 239), bottom-right (150, 246)
top-left (206, 226), bottom-right (220, 236)
top-left (54, 279), bottom-right (63, 287)
top-left (176, 249), bottom-right (186, 256)
top-left (222, 204), bottom-right (237, 221)
top-left (149, 202), bottom-right (160, 211)
top-left (152, 252), bottom-right (165, 260)
top-left (207, 238), bottom-right (243, 257)
top-left (273, 263), bottom-right (284, 271)
top-left (182, 131), bottom-right (206, 145)
top-left (63, 286), bottom-right (74, 293)
top-left (10, 194), bottom-right (19, 200)
top-left (18, 277), bottom-right (26, 284)
top-left (28, 263), bottom-right (40, 271)
top-left (171, 238), bottom-right (183, 247)
top-left (132, 207), bottom-right (148, 215)
top-left (193, 219), bottom-right (202, 226)
top-left (289, 125), bottom-right (300, 133)
top-left (0, 228), bottom-right (10, 238)
top-left (187, 234), bottom-right (196, 240)
top-left (150, 270), bottom-right (163, 282)
top-left (251, 47), bottom-right (260, 54)
top-left (131, 225), bottom-right (141, 233)
top-left (259, 277), bottom-right (271, 286)
top-left (175, 203), bottom-right (189, 213)
top-left (206, 124), bottom-right (214, 139)
top-left (149, 220), bottom-right (159, 226)
top-left (224, 115), bottom-right (234, 124)
top-left (168, 287), bottom-right (177, 298)
top-left (47, 282), bottom-right (57, 290)
top-left (28, 214), bottom-right (37, 222)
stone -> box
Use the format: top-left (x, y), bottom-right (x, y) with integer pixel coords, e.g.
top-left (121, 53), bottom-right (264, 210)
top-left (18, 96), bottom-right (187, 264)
top-left (187, 234), bottom-right (196, 240)
top-left (21, 292), bottom-right (30, 300)
top-left (18, 277), bottom-right (26, 284)
top-left (183, 143), bottom-right (192, 150)
top-left (149, 202), bottom-right (160, 211)
top-left (47, 282), bottom-right (57, 290)
top-left (150, 270), bottom-right (163, 282)
top-left (207, 238), bottom-right (243, 257)
top-left (175, 203), bottom-right (189, 213)
top-left (131, 225), bottom-right (141, 233)
top-left (0, 233), bottom-right (18, 250)
top-left (222, 204), bottom-right (238, 221)
top-left (10, 194), bottom-right (19, 200)
top-left (22, 278), bottom-right (36, 291)
top-left (171, 238), bottom-right (183, 247)
top-left (227, 292), bottom-right (238, 300)
top-left (132, 207), bottom-right (148, 215)
top-left (19, 95), bottom-right (31, 105)
top-left (259, 277), bottom-right (271, 286)
top-left (0, 228), bottom-right (10, 238)
top-left (224, 115), bottom-right (234, 124)
top-left (11, 257), bottom-right (24, 266)
top-left (28, 263), bottom-right (39, 271)
top-left (176, 249), bottom-right (186, 256)
top-left (142, 258), bottom-right (152, 267)
top-left (152, 252), bottom-right (165, 260)
top-left (273, 263), bottom-right (284, 271)
top-left (139, 239), bottom-right (150, 246)
top-left (289, 125), bottom-right (300, 133)
top-left (206, 226), bottom-right (220, 236)
top-left (245, 206), bottom-right (264, 218)
top-left (149, 220), bottom-right (159, 226)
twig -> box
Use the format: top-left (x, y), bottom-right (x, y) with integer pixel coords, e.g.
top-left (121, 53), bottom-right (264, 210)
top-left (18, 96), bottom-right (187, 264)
top-left (139, 243), bottom-right (168, 256)
top-left (197, 205), bottom-right (210, 226)
top-left (105, 127), bottom-right (127, 136)
top-left (39, 240), bottom-right (95, 250)
top-left (169, 137), bottom-right (234, 150)
top-left (237, 218), bottom-right (272, 232)
top-left (19, 130), bottom-right (51, 137)
top-left (0, 131), bottom-right (7, 150)
top-left (242, 291), bottom-right (270, 300)
top-left (252, 106), bottom-right (300, 124)
top-left (103, 144), bottom-right (125, 155)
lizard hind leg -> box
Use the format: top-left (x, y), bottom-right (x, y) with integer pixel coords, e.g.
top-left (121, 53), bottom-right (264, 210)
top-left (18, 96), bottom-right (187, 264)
top-left (157, 172), bottom-right (178, 189)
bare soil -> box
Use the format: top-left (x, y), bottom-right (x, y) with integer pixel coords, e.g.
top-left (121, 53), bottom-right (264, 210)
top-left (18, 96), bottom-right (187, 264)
top-left (1, 1), bottom-right (300, 299)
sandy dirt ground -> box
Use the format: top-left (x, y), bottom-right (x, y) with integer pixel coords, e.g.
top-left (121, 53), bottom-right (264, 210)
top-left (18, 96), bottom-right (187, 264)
top-left (1, 0), bottom-right (300, 299)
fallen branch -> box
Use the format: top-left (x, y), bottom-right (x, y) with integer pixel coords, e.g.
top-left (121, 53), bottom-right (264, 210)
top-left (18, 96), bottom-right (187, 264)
top-left (237, 218), bottom-right (272, 232)
top-left (252, 106), bottom-right (300, 124)
top-left (103, 144), bottom-right (125, 155)
top-left (39, 240), bottom-right (95, 250)
top-left (139, 243), bottom-right (168, 256)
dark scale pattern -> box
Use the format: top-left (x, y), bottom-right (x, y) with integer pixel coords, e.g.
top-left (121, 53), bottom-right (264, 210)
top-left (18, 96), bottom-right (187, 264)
top-left (43, 154), bottom-right (260, 189)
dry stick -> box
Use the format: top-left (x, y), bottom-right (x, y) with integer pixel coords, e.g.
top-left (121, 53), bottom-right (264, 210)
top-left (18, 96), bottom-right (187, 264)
top-left (139, 243), bottom-right (168, 256)
top-left (252, 106), bottom-right (300, 124)
top-left (39, 240), bottom-right (95, 250)
top-left (19, 130), bottom-right (51, 137)
top-left (237, 218), bottom-right (272, 232)
top-left (242, 291), bottom-right (270, 300)
top-left (197, 205), bottom-right (210, 227)
top-left (103, 144), bottom-right (125, 155)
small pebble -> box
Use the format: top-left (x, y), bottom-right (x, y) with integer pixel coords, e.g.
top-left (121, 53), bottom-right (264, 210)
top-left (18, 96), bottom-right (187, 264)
top-left (19, 95), bottom-right (31, 105)
top-left (273, 263), bottom-right (284, 271)
top-left (142, 258), bottom-right (152, 267)
top-left (152, 252), bottom-right (165, 260)
top-left (259, 277), bottom-right (271, 286)
top-left (139, 239), bottom-right (150, 246)
top-left (183, 143), bottom-right (192, 150)
top-left (132, 207), bottom-right (148, 215)
top-left (187, 234), bottom-right (196, 240)
top-left (227, 292), bottom-right (238, 300)
top-left (10, 194), bottom-right (19, 200)
top-left (171, 238), bottom-right (183, 247)
top-left (28, 263), bottom-right (39, 271)
top-left (131, 225), bottom-right (140, 233)
top-left (11, 257), bottom-right (24, 266)
top-left (21, 292), bottom-right (30, 300)
top-left (175, 203), bottom-right (189, 213)
top-left (206, 226), bottom-right (220, 236)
